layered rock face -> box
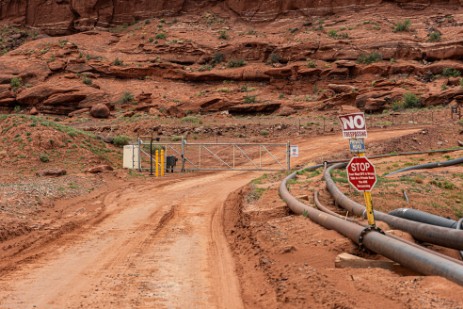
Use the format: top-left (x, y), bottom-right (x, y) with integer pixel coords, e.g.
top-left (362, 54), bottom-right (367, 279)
top-left (0, 0), bottom-right (187, 34)
top-left (1, 0), bottom-right (463, 34)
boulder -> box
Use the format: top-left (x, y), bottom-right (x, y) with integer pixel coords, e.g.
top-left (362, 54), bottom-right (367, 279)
top-left (90, 103), bottom-right (110, 118)
top-left (29, 107), bottom-right (39, 115)
top-left (86, 165), bottom-right (113, 174)
top-left (228, 103), bottom-right (281, 115)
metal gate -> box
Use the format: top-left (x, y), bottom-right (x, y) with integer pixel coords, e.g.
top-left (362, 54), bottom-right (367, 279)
top-left (132, 138), bottom-right (290, 172)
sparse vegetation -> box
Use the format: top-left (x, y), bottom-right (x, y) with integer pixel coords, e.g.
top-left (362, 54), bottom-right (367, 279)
top-left (113, 58), bottom-right (124, 66)
top-left (112, 135), bottom-right (131, 147)
top-left (442, 67), bottom-right (461, 78)
top-left (181, 116), bottom-right (202, 124)
top-left (259, 129), bottom-right (269, 136)
top-left (82, 76), bottom-right (92, 85)
top-left (227, 59), bottom-right (246, 68)
top-left (39, 153), bottom-right (49, 163)
top-left (268, 53), bottom-right (281, 64)
top-left (10, 77), bottom-right (22, 91)
top-left (119, 91), bottom-right (135, 104)
top-left (218, 30), bottom-right (229, 40)
top-left (243, 95), bottom-right (257, 103)
top-left (428, 31), bottom-right (441, 42)
top-left (357, 52), bottom-right (382, 64)
top-left (393, 19), bottom-right (411, 32)
top-left (211, 52), bottom-right (224, 66)
top-left (307, 59), bottom-right (317, 68)
top-left (155, 33), bottom-right (167, 40)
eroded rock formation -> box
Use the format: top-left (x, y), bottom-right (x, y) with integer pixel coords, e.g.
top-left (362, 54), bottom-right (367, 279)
top-left (2, 0), bottom-right (463, 34)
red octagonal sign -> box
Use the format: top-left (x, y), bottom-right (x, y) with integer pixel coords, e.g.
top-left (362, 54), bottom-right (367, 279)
top-left (346, 157), bottom-right (377, 192)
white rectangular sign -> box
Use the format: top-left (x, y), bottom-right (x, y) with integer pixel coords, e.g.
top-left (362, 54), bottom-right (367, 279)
top-left (338, 112), bottom-right (367, 139)
top-left (290, 145), bottom-right (299, 158)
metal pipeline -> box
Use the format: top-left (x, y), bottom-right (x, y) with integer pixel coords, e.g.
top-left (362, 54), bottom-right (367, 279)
top-left (314, 189), bottom-right (463, 266)
top-left (324, 163), bottom-right (463, 250)
top-left (389, 208), bottom-right (457, 228)
top-left (280, 167), bottom-right (463, 286)
top-left (386, 157), bottom-right (463, 176)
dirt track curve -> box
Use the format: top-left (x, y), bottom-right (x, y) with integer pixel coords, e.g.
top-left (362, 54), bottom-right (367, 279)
top-left (0, 129), bottom-right (420, 308)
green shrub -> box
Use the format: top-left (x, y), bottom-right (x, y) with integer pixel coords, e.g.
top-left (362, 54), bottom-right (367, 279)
top-left (227, 59), bottom-right (246, 68)
top-left (428, 31), bottom-right (441, 42)
top-left (328, 30), bottom-right (338, 38)
top-left (198, 64), bottom-right (213, 72)
top-left (171, 135), bottom-right (182, 142)
top-left (259, 129), bottom-right (269, 136)
top-left (218, 30), bottom-right (229, 40)
top-left (39, 153), bottom-right (49, 163)
top-left (403, 92), bottom-right (422, 108)
top-left (357, 52), bottom-right (382, 64)
top-left (393, 19), bottom-right (411, 32)
top-left (243, 95), bottom-right (256, 103)
top-left (307, 59), bottom-right (317, 68)
top-left (181, 116), bottom-right (202, 124)
top-left (155, 33), bottom-right (167, 39)
top-left (113, 135), bottom-right (130, 147)
top-left (211, 52), bottom-right (224, 66)
top-left (113, 58), bottom-right (124, 66)
top-left (82, 76), bottom-right (92, 85)
top-left (10, 77), bottom-right (22, 91)
top-left (442, 67), bottom-right (461, 78)
top-left (268, 53), bottom-right (281, 64)
top-left (119, 91), bottom-right (135, 104)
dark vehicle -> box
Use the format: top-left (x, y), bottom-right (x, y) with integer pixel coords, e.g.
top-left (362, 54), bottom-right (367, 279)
top-left (166, 155), bottom-right (178, 173)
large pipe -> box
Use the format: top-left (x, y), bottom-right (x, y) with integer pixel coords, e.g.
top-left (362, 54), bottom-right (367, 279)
top-left (389, 208), bottom-right (457, 228)
top-left (386, 157), bottom-right (463, 176)
top-left (324, 163), bottom-right (463, 250)
top-left (280, 168), bottom-right (463, 286)
top-left (314, 189), bottom-right (463, 266)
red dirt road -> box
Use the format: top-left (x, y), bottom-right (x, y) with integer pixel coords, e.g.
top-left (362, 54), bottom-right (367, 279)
top-left (0, 129), bottom-right (422, 308)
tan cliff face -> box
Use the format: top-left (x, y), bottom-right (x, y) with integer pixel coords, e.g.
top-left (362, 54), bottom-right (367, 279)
top-left (1, 0), bottom-right (463, 34)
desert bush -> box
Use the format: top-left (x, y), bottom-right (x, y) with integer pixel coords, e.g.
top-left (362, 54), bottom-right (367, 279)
top-left (218, 30), bottom-right (229, 40)
top-left (113, 135), bottom-right (130, 147)
top-left (119, 91), bottom-right (135, 104)
top-left (10, 77), bottom-right (22, 91)
top-left (403, 92), bottom-right (421, 108)
top-left (39, 153), bottom-right (49, 163)
top-left (155, 33), bottom-right (167, 39)
top-left (442, 67), bottom-right (461, 77)
top-left (113, 58), bottom-right (124, 66)
top-left (211, 52), bottom-right (224, 66)
top-left (268, 53), bottom-right (281, 64)
top-left (181, 116), bottom-right (202, 124)
top-left (357, 52), bottom-right (382, 64)
top-left (393, 19), bottom-right (411, 32)
top-left (428, 31), bottom-right (441, 42)
top-left (243, 95), bottom-right (256, 103)
top-left (227, 59), bottom-right (246, 68)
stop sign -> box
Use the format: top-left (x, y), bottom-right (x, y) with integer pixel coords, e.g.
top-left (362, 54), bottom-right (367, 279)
top-left (346, 157), bottom-right (377, 192)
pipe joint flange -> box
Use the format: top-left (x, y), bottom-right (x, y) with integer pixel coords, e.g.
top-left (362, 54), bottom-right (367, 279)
top-left (457, 218), bottom-right (463, 230)
top-left (358, 226), bottom-right (385, 251)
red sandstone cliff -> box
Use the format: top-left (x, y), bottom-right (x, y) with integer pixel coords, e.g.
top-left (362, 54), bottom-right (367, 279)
top-left (1, 0), bottom-right (463, 34)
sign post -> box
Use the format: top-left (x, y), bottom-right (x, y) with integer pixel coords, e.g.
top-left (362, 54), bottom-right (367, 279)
top-left (346, 156), bottom-right (377, 226)
top-left (339, 112), bottom-right (377, 227)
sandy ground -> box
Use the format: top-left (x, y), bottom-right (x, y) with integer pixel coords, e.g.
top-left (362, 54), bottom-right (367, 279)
top-left (0, 128), bottom-right (433, 309)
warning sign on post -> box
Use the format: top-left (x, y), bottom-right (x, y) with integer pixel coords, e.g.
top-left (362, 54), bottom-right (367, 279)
top-left (290, 145), bottom-right (299, 157)
top-left (339, 112), bottom-right (367, 139)
top-left (346, 157), bottom-right (377, 192)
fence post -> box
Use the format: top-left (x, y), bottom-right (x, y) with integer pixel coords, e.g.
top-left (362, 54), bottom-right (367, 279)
top-left (161, 149), bottom-right (165, 177)
top-left (150, 137), bottom-right (153, 176)
top-left (138, 138), bottom-right (142, 172)
top-left (181, 137), bottom-right (186, 172)
top-left (155, 150), bottom-right (159, 177)
top-left (287, 141), bottom-right (291, 172)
